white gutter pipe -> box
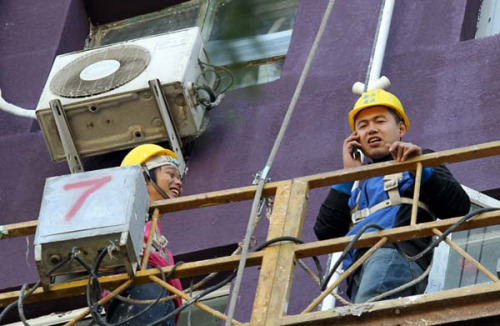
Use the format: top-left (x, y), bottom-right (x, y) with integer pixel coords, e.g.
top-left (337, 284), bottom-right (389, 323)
top-left (321, 0), bottom-right (395, 311)
top-left (352, 0), bottom-right (395, 94)
top-left (0, 89), bottom-right (36, 119)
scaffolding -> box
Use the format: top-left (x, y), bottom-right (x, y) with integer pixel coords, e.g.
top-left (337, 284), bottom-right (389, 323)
top-left (1, 140), bottom-right (500, 325)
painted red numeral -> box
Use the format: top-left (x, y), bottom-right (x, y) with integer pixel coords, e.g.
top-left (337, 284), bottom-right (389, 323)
top-left (63, 176), bottom-right (112, 221)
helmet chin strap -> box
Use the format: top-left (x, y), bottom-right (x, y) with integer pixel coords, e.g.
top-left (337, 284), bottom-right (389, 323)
top-left (142, 165), bottom-right (171, 200)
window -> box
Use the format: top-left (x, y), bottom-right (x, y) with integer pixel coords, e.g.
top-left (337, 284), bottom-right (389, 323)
top-left (86, 0), bottom-right (300, 90)
top-left (426, 186), bottom-right (500, 293)
top-left (475, 0), bottom-right (500, 39)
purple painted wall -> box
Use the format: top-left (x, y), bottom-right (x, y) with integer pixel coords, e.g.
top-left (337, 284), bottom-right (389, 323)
top-left (1, 0), bottom-right (499, 321)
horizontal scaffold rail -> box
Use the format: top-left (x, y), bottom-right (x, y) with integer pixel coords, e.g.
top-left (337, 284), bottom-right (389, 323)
top-left (2, 141), bottom-right (499, 239)
top-left (0, 140), bottom-right (499, 326)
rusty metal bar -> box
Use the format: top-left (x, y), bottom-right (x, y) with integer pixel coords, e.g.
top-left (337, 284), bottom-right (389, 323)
top-left (433, 228), bottom-right (499, 282)
top-left (0, 251), bottom-right (265, 308)
top-left (302, 140), bottom-right (500, 189)
top-left (2, 141), bottom-right (499, 240)
top-left (295, 210), bottom-right (500, 260)
top-left (410, 162), bottom-right (423, 225)
top-left (142, 208), bottom-right (159, 271)
top-left (149, 275), bottom-right (243, 325)
top-left (63, 279), bottom-right (133, 326)
top-left (302, 237), bottom-right (388, 313)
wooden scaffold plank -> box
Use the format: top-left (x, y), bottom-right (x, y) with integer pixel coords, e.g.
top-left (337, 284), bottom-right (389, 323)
top-left (0, 251), bottom-right (265, 308)
top-left (281, 281), bottom-right (500, 325)
top-left (250, 179), bottom-right (309, 326)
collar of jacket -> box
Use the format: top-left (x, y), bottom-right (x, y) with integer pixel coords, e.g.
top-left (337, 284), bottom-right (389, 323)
top-left (370, 153), bottom-right (393, 164)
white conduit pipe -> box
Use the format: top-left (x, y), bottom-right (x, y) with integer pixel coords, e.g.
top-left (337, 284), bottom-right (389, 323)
top-left (0, 89), bottom-right (36, 119)
top-left (365, 0), bottom-right (395, 90)
top-left (321, 0), bottom-right (395, 311)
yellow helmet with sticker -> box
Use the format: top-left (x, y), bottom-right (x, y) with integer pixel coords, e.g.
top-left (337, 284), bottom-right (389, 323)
top-left (349, 89), bottom-right (410, 131)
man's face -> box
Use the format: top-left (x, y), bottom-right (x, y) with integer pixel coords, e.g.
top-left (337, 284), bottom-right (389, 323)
top-left (148, 165), bottom-right (183, 201)
top-left (354, 106), bottom-right (406, 160)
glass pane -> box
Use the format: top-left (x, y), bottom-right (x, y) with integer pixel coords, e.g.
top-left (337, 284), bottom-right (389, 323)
top-left (218, 60), bottom-right (285, 90)
top-left (204, 0), bottom-right (299, 89)
top-left (205, 0), bottom-right (299, 41)
top-left (87, 0), bottom-right (208, 48)
top-left (443, 224), bottom-right (500, 290)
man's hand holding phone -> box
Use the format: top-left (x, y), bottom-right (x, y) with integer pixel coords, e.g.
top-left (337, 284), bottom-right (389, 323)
top-left (342, 131), bottom-right (363, 169)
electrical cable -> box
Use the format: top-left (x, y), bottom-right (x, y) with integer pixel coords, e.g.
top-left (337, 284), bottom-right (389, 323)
top-left (321, 223), bottom-right (384, 291)
top-left (0, 300), bottom-right (16, 323)
top-left (320, 208), bottom-right (500, 302)
top-left (113, 241), bottom-right (248, 306)
top-left (109, 237), bottom-right (321, 323)
top-left (194, 60), bottom-right (234, 111)
top-left (254, 236), bottom-right (324, 282)
top-left (149, 271), bottom-right (237, 326)
top-left (112, 261), bottom-right (184, 305)
top-left (393, 207), bottom-right (500, 262)
top-left (196, 84), bottom-right (217, 103)
top-left (365, 260), bottom-right (432, 303)
top-left (17, 284), bottom-right (30, 326)
top-left (196, 69), bottom-right (222, 91)
top-left (295, 258), bottom-right (321, 286)
top-left (198, 60), bottom-right (234, 94)
top-left (0, 253), bottom-right (74, 325)
top-left (84, 248), bottom-right (177, 326)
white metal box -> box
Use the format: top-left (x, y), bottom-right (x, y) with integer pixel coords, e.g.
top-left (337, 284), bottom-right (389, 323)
top-left (34, 165), bottom-right (149, 289)
top-left (36, 27), bottom-right (210, 162)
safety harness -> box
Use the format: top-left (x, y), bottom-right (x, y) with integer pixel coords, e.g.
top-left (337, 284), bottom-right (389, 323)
top-left (145, 225), bottom-right (172, 265)
top-left (350, 173), bottom-right (434, 225)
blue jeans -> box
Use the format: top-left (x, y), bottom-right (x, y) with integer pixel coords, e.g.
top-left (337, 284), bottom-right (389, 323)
top-left (350, 248), bottom-right (427, 304)
top-left (106, 282), bottom-right (176, 325)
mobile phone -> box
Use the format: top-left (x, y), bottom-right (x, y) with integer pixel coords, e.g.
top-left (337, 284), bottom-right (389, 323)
top-left (351, 145), bottom-right (361, 159)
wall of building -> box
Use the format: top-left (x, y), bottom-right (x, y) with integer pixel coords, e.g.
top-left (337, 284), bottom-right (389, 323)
top-left (0, 0), bottom-right (499, 321)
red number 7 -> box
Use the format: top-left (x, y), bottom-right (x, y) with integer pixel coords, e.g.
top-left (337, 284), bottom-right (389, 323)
top-left (63, 176), bottom-right (112, 221)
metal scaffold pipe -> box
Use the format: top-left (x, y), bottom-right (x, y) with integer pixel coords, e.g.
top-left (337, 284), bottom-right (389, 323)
top-left (224, 0), bottom-right (338, 324)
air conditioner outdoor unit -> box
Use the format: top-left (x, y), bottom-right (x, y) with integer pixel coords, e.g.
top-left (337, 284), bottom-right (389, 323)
top-left (36, 27), bottom-right (211, 162)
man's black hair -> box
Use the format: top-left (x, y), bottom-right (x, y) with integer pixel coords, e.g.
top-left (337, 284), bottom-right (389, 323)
top-left (388, 108), bottom-right (403, 125)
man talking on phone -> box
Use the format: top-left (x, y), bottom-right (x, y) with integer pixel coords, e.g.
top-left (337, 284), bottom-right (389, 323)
top-left (314, 89), bottom-right (470, 303)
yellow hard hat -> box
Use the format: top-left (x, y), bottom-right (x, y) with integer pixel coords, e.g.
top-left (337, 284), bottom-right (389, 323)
top-left (121, 144), bottom-right (178, 167)
top-left (348, 89), bottom-right (410, 131)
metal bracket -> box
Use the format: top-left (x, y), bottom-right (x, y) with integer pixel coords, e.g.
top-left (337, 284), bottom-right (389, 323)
top-left (252, 166), bottom-right (271, 185)
top-left (257, 196), bottom-right (275, 220)
top-left (49, 99), bottom-right (84, 174)
top-left (148, 79), bottom-right (186, 177)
